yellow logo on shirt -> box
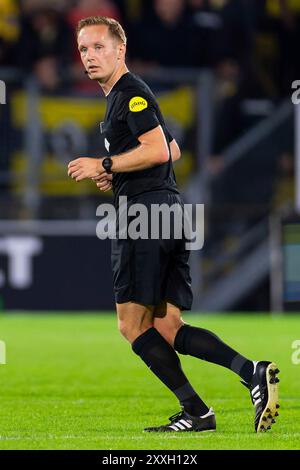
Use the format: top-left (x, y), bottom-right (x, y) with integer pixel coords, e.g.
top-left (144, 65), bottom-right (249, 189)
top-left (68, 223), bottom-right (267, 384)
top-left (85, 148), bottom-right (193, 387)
top-left (129, 96), bottom-right (148, 112)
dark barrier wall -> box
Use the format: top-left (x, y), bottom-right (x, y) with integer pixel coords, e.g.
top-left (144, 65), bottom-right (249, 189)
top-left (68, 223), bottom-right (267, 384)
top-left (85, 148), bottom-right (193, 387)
top-left (0, 234), bottom-right (114, 310)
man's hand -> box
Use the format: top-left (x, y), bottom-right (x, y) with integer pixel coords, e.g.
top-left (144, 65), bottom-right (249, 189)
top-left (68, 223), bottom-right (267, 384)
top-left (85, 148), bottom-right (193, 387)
top-left (92, 173), bottom-right (113, 192)
top-left (68, 157), bottom-right (105, 181)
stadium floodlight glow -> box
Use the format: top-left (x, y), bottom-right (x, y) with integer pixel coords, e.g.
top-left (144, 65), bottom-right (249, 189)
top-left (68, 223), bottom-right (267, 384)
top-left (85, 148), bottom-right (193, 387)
top-left (0, 80), bottom-right (6, 104)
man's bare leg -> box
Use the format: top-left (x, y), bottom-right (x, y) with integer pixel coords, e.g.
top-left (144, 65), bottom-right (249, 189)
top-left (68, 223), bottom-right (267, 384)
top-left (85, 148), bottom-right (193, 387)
top-left (153, 301), bottom-right (184, 347)
top-left (116, 301), bottom-right (154, 344)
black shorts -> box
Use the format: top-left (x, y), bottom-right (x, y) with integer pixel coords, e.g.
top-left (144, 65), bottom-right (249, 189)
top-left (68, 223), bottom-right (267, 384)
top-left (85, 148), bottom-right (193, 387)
top-left (111, 190), bottom-right (193, 311)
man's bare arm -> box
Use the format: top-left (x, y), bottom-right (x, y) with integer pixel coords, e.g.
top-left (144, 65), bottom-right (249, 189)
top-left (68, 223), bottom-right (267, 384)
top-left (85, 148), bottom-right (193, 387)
top-left (111, 133), bottom-right (181, 170)
top-left (93, 136), bottom-right (180, 192)
top-left (68, 125), bottom-right (169, 181)
top-left (110, 125), bottom-right (169, 173)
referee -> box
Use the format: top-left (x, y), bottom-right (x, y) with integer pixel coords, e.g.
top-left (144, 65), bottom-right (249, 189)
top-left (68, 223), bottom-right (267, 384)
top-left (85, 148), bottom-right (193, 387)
top-left (68, 16), bottom-right (279, 433)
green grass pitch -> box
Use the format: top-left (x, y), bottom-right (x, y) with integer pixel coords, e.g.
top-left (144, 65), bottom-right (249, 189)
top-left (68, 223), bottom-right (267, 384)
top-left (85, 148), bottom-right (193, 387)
top-left (0, 312), bottom-right (299, 450)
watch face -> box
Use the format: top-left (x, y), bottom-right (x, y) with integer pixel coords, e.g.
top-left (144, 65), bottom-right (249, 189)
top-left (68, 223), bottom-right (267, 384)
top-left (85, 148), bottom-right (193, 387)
top-left (103, 158), bottom-right (112, 172)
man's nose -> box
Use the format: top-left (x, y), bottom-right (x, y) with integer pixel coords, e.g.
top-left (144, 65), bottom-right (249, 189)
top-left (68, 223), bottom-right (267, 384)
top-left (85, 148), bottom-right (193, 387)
top-left (86, 49), bottom-right (96, 61)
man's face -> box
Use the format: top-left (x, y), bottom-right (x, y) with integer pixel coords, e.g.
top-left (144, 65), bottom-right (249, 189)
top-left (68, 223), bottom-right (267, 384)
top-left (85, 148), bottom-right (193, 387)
top-left (77, 25), bottom-right (124, 83)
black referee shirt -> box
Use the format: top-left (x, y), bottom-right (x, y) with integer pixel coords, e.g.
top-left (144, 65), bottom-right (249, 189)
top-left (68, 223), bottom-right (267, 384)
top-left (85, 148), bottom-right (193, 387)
top-left (102, 72), bottom-right (179, 202)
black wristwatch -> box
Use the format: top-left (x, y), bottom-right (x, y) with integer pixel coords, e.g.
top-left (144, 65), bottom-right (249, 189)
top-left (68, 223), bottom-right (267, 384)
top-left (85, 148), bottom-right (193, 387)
top-left (102, 157), bottom-right (113, 174)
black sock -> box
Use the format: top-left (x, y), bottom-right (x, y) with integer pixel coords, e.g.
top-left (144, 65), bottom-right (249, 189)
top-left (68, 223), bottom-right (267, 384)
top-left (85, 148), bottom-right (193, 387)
top-left (174, 325), bottom-right (254, 383)
top-left (132, 327), bottom-right (209, 416)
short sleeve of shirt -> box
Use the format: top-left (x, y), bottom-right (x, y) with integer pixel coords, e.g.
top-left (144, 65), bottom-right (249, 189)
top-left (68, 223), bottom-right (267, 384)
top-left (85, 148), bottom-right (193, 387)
top-left (120, 92), bottom-right (160, 138)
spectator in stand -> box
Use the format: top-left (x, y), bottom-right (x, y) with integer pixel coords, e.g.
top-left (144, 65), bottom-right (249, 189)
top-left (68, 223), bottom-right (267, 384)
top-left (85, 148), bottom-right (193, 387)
top-left (186, 0), bottom-right (253, 72)
top-left (17, 2), bottom-right (73, 91)
top-left (272, 151), bottom-right (295, 211)
top-left (68, 0), bottom-right (121, 29)
top-left (129, 0), bottom-right (197, 73)
top-left (187, 1), bottom-right (256, 170)
top-left (270, 0), bottom-right (300, 96)
top-left (0, 0), bottom-right (20, 66)
top-left (253, 0), bottom-right (300, 98)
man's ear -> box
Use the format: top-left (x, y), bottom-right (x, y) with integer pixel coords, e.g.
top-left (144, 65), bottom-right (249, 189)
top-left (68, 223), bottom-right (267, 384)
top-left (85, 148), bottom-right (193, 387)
top-left (118, 42), bottom-right (126, 58)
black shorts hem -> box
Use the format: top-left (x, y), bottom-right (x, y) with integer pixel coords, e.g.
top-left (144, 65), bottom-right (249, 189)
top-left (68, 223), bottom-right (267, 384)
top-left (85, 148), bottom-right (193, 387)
top-left (114, 294), bottom-right (192, 312)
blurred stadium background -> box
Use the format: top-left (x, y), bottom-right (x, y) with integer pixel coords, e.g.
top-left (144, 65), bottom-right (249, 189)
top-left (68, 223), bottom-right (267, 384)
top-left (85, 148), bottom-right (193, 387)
top-left (1, 0), bottom-right (300, 451)
top-left (1, 0), bottom-right (300, 313)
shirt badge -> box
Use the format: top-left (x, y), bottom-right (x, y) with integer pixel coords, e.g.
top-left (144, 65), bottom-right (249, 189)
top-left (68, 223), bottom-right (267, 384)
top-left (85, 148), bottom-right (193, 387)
top-left (129, 96), bottom-right (148, 112)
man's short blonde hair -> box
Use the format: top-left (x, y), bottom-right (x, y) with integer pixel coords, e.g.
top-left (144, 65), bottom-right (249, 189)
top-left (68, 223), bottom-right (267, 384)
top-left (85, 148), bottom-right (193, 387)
top-left (77, 16), bottom-right (127, 44)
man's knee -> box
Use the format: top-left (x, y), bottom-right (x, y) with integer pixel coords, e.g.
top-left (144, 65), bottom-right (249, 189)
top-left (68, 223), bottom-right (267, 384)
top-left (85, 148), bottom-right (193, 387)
top-left (117, 302), bottom-right (154, 344)
top-left (158, 324), bottom-right (184, 346)
top-left (118, 320), bottom-right (129, 339)
top-left (118, 319), bottom-right (153, 343)
top-left (154, 314), bottom-right (185, 346)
